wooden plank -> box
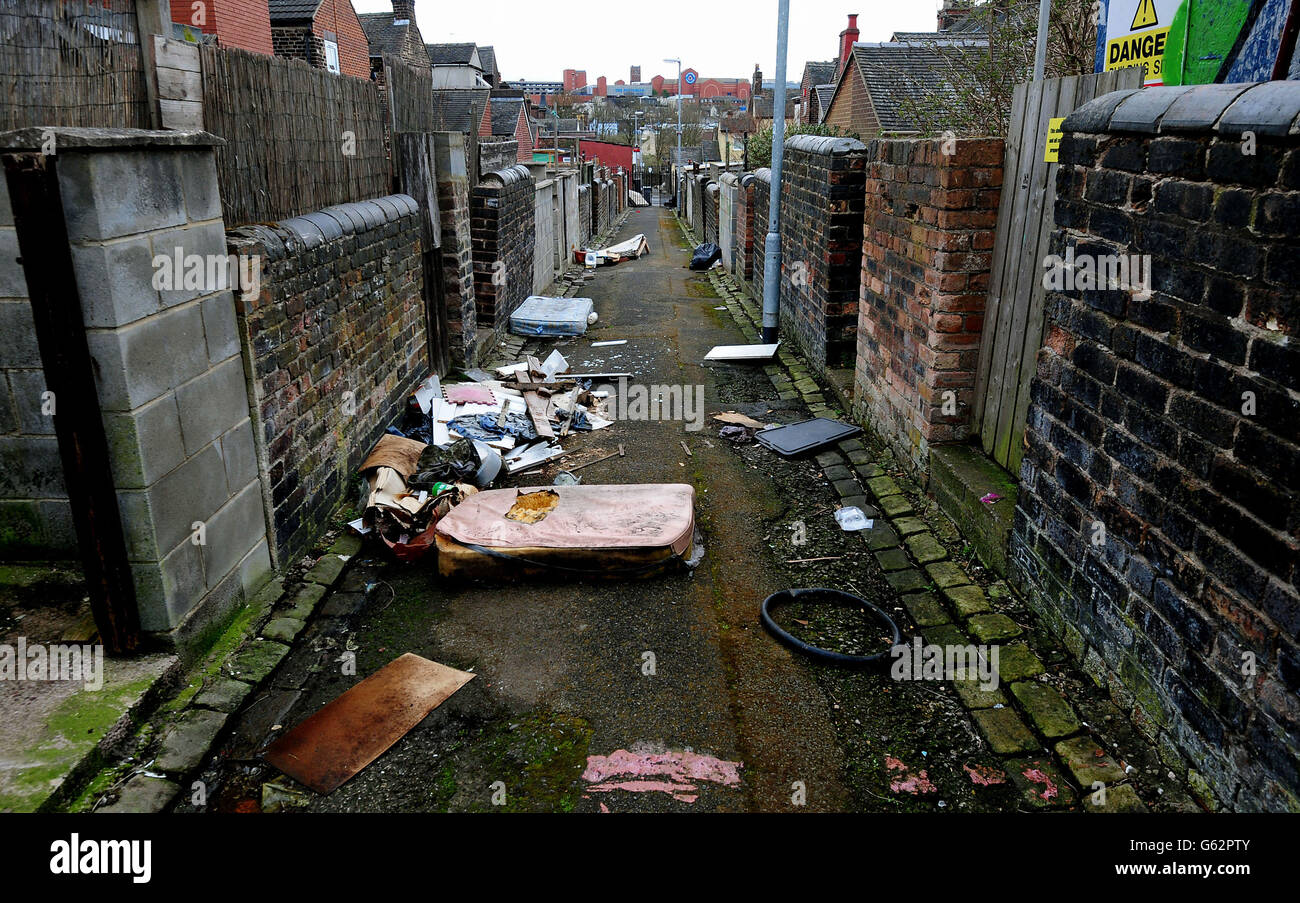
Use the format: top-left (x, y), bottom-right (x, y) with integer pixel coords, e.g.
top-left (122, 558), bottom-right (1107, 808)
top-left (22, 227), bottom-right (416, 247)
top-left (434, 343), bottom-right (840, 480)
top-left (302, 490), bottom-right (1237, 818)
top-left (153, 34), bottom-right (200, 72)
top-left (523, 391), bottom-right (556, 439)
top-left (973, 80), bottom-right (1029, 437)
top-left (980, 79), bottom-right (1044, 461)
top-left (159, 98), bottom-right (203, 130)
top-left (991, 75), bottom-right (1064, 469)
top-left (156, 65), bottom-right (202, 102)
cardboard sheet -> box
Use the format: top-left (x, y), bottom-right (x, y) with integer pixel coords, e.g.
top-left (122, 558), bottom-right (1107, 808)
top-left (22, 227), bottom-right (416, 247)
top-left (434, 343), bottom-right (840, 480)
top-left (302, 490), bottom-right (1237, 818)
top-left (264, 653), bottom-right (475, 794)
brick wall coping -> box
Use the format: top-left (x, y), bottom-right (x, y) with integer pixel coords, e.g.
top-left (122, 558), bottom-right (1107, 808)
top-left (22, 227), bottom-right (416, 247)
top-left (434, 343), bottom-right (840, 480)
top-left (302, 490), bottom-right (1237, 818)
top-left (482, 164), bottom-right (533, 186)
top-left (719, 172), bottom-right (740, 187)
top-left (0, 127), bottom-right (226, 152)
top-left (229, 194), bottom-right (418, 257)
top-left (1066, 81), bottom-right (1300, 138)
top-left (752, 167), bottom-right (772, 184)
top-left (785, 133), bottom-right (868, 155)
top-left (706, 182), bottom-right (720, 196)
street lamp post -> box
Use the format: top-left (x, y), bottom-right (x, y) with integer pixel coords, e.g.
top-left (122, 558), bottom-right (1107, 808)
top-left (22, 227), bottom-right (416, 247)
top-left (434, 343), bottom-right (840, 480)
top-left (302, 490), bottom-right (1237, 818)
top-left (761, 0), bottom-right (790, 345)
top-left (664, 57), bottom-right (682, 205)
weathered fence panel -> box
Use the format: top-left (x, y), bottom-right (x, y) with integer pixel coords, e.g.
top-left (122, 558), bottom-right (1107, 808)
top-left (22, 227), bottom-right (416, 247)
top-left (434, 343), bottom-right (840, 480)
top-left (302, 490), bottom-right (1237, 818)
top-left (383, 53), bottom-right (434, 134)
top-left (200, 45), bottom-right (389, 226)
top-left (0, 0), bottom-right (152, 131)
top-left (974, 69), bottom-right (1142, 475)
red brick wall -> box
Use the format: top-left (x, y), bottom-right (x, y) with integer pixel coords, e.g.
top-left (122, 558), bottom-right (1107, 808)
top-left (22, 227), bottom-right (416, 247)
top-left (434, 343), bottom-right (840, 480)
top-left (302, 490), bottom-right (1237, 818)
top-left (514, 111), bottom-right (533, 162)
top-left (312, 0), bottom-right (370, 79)
top-left (171, 0), bottom-right (273, 55)
top-left (854, 138), bottom-right (1003, 476)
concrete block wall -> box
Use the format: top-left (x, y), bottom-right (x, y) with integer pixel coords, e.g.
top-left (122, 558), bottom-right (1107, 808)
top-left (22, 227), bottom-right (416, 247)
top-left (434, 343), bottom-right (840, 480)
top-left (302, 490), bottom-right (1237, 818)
top-left (718, 174), bottom-right (738, 271)
top-left (479, 137), bottom-right (519, 178)
top-left (705, 182), bottom-right (720, 245)
top-left (7, 131), bottom-right (272, 648)
top-left (227, 195), bottom-right (427, 568)
top-left (1012, 84), bottom-right (1300, 811)
top-left (776, 134), bottom-right (868, 374)
top-left (432, 132), bottom-right (478, 368)
top-left (472, 165), bottom-right (535, 336)
top-left (534, 178), bottom-right (556, 293)
top-left (853, 137), bottom-right (1004, 476)
top-left (0, 175), bottom-right (76, 558)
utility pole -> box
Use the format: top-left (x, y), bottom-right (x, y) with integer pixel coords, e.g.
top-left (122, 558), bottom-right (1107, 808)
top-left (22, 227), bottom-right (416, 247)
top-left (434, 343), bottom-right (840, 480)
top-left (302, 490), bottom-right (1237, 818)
top-left (664, 57), bottom-right (682, 205)
top-left (1033, 0), bottom-right (1051, 80)
top-left (761, 0), bottom-right (789, 345)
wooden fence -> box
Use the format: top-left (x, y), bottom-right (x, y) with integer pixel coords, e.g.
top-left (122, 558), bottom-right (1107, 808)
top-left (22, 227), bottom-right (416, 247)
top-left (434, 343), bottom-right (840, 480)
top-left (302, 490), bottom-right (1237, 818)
top-left (974, 68), bottom-right (1143, 476)
top-left (0, 0), bottom-right (152, 131)
top-left (200, 45), bottom-right (390, 226)
top-left (382, 53), bottom-right (434, 134)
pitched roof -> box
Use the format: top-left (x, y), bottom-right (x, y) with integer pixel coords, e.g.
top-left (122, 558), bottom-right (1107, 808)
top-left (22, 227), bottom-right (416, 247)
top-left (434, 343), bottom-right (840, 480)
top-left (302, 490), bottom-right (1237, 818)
top-left (431, 88), bottom-right (491, 133)
top-left (490, 97), bottom-right (527, 136)
top-left (477, 45), bottom-right (499, 81)
top-left (358, 13), bottom-right (406, 56)
top-left (836, 42), bottom-right (975, 133)
top-left (802, 60), bottom-right (836, 86)
top-left (427, 42), bottom-right (480, 67)
top-left (267, 0), bottom-right (321, 21)
top-left (813, 84), bottom-right (837, 122)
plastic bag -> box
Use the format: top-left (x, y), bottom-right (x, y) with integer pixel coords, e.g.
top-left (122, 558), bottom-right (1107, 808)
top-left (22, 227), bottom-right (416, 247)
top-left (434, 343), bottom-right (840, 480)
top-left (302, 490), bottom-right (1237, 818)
top-left (690, 243), bottom-right (722, 270)
top-left (409, 439), bottom-right (481, 489)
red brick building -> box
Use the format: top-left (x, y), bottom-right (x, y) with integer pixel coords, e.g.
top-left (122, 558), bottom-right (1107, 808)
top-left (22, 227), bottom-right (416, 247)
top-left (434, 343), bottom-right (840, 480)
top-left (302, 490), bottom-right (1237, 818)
top-left (268, 0), bottom-right (370, 78)
top-left (169, 0), bottom-right (273, 54)
top-left (579, 139), bottom-right (634, 174)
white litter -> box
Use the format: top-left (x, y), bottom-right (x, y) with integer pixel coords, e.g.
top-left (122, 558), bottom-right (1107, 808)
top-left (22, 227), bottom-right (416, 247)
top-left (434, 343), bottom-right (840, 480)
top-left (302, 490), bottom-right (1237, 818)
top-left (704, 342), bottom-right (780, 362)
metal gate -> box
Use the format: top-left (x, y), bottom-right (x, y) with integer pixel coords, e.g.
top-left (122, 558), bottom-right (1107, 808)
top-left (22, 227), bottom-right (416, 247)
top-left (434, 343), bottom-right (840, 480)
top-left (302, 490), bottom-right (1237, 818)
top-left (973, 68), bottom-right (1143, 475)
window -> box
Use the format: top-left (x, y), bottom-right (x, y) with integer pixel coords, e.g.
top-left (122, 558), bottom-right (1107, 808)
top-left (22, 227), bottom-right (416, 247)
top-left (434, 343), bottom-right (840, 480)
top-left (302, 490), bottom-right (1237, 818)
top-left (323, 38), bottom-right (340, 74)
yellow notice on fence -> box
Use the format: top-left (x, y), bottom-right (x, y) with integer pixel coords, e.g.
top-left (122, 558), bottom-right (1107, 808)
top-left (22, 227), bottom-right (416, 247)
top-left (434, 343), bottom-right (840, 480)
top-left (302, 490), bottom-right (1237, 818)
top-left (1044, 117), bottom-right (1065, 163)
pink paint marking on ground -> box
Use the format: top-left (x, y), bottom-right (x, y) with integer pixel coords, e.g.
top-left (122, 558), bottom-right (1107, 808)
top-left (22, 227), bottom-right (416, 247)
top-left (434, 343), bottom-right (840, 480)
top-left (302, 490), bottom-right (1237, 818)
top-left (963, 763), bottom-right (1007, 786)
top-left (580, 749), bottom-right (742, 803)
top-left (1022, 767), bottom-right (1059, 800)
top-left (885, 755), bottom-right (937, 794)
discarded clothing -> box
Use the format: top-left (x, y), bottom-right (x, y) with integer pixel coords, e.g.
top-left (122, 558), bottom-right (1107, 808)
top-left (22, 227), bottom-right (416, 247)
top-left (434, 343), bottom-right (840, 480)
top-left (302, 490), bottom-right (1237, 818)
top-left (690, 243), bottom-right (722, 270)
top-left (449, 412), bottom-right (539, 443)
top-left (410, 439), bottom-right (482, 489)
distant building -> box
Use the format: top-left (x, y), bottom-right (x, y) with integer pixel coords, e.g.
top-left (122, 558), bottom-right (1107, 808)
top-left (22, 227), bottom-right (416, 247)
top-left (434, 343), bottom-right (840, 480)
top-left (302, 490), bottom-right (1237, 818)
top-left (478, 46), bottom-right (502, 86)
top-left (799, 60), bottom-right (836, 124)
top-left (168, 0), bottom-right (273, 54)
top-left (358, 1), bottom-right (430, 75)
top-left (489, 97), bottom-right (537, 163)
top-left (268, 0), bottom-right (370, 78)
top-left (427, 43), bottom-right (487, 88)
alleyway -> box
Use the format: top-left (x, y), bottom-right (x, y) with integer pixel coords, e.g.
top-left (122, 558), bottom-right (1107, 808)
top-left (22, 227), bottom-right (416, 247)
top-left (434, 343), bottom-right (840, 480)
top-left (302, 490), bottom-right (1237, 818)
top-left (185, 207), bottom-right (1022, 814)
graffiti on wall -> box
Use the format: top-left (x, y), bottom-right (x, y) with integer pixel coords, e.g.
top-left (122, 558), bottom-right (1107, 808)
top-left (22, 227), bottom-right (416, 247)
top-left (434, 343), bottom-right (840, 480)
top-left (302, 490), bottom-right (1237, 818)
top-left (1096, 0), bottom-right (1299, 85)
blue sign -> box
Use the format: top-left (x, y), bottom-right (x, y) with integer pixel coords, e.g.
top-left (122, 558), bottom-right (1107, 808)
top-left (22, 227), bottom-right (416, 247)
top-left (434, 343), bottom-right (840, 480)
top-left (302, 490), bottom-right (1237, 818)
top-left (684, 71), bottom-right (697, 85)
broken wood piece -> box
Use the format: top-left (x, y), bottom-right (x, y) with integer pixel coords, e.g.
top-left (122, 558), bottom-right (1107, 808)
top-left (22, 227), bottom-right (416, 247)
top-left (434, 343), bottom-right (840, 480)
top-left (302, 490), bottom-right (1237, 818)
top-left (680, 440), bottom-right (692, 457)
top-left (569, 443), bottom-right (625, 473)
top-left (263, 653), bottom-right (474, 794)
top-left (714, 411), bottom-right (770, 430)
top-left (523, 391), bottom-right (556, 439)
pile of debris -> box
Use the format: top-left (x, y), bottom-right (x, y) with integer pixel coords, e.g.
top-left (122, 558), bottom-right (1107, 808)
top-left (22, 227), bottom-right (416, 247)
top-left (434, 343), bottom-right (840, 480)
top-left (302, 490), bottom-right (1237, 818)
top-left (353, 349), bottom-right (619, 560)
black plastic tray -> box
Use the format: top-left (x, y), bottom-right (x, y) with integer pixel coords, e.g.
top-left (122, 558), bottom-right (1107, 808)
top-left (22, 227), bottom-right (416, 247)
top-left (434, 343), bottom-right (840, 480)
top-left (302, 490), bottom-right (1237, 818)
top-left (755, 418), bottom-right (862, 456)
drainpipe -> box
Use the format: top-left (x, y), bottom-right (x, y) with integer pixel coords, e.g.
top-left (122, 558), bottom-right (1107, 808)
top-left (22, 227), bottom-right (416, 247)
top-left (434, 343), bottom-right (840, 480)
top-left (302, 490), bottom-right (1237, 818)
top-left (761, 0), bottom-right (790, 345)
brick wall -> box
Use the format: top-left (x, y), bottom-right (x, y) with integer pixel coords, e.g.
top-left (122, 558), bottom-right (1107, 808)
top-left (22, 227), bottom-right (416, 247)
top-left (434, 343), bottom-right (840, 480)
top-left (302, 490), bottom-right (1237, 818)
top-left (735, 174), bottom-right (756, 284)
top-left (313, 0), bottom-right (370, 79)
top-left (1011, 84), bottom-right (1300, 811)
top-left (853, 137), bottom-right (1003, 475)
top-left (705, 182), bottom-right (720, 244)
top-left (776, 134), bottom-right (868, 373)
top-left (228, 196), bottom-right (427, 567)
top-left (752, 168), bottom-right (771, 298)
top-left (693, 173), bottom-right (708, 238)
top-left (578, 184), bottom-right (592, 246)
top-left (433, 132), bottom-right (477, 368)
top-left (472, 165), bottom-right (535, 337)
top-left (171, 0), bottom-right (274, 55)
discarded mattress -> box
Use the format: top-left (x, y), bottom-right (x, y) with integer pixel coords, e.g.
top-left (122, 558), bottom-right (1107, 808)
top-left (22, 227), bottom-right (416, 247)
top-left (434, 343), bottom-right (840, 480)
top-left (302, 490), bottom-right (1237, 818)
top-left (436, 483), bottom-right (697, 579)
top-left (510, 296), bottom-right (596, 337)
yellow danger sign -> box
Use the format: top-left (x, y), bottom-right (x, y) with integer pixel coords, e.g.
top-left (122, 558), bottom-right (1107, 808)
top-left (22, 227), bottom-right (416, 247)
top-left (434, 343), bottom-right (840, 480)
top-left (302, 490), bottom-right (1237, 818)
top-left (1044, 118), bottom-right (1065, 162)
top-left (1106, 26), bottom-right (1170, 81)
top-left (1131, 0), bottom-right (1159, 28)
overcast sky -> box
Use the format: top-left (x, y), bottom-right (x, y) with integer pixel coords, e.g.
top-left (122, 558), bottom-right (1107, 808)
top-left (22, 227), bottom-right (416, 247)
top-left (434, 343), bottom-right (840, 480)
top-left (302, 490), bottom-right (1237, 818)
top-left (351, 0), bottom-right (942, 83)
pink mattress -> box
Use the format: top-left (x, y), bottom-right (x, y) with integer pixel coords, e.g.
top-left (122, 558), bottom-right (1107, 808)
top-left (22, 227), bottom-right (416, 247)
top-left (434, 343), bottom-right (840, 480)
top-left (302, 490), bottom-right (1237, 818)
top-left (436, 484), bottom-right (696, 554)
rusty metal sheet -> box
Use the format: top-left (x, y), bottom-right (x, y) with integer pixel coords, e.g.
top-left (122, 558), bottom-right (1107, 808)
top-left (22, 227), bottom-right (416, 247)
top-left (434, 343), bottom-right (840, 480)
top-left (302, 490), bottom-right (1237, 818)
top-left (264, 653), bottom-right (474, 794)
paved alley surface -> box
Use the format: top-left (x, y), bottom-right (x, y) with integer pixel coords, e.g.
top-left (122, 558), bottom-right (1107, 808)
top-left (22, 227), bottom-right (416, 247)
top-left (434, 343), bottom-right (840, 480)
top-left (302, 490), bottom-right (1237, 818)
top-left (189, 207), bottom-right (1026, 813)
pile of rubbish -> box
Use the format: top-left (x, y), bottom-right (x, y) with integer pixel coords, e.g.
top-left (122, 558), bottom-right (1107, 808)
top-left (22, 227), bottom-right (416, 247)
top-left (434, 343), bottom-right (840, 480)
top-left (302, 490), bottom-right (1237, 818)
top-left (574, 233), bottom-right (650, 268)
top-left (354, 349), bottom-right (617, 560)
